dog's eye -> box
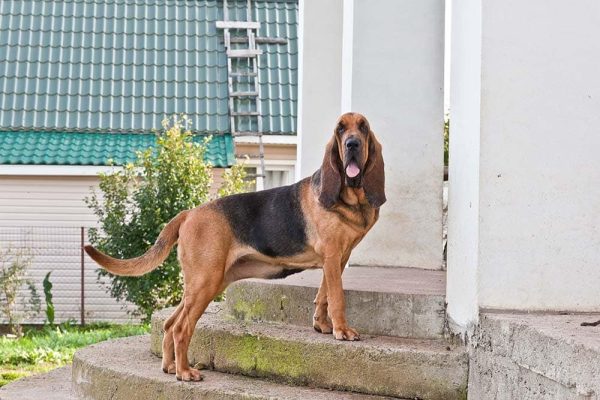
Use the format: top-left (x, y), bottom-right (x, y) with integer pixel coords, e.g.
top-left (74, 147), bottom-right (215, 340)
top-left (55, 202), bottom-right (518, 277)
top-left (359, 121), bottom-right (369, 134)
top-left (337, 124), bottom-right (345, 134)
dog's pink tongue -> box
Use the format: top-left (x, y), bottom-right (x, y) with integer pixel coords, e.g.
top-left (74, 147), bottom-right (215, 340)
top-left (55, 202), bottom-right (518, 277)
top-left (346, 162), bottom-right (360, 178)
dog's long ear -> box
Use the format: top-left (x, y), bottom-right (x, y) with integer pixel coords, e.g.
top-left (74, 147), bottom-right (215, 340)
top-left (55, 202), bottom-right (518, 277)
top-left (317, 136), bottom-right (342, 208)
top-left (363, 132), bottom-right (386, 208)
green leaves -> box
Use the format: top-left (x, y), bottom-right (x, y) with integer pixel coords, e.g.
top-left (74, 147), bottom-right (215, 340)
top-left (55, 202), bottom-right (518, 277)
top-left (43, 272), bottom-right (54, 326)
top-left (86, 115), bottom-right (247, 322)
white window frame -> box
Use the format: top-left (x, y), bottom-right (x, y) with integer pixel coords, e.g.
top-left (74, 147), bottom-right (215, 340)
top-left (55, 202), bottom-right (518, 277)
top-left (239, 159), bottom-right (296, 191)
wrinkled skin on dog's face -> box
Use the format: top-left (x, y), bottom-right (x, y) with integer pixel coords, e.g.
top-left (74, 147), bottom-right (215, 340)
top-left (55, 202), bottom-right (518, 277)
top-left (334, 113), bottom-right (372, 188)
top-left (317, 112), bottom-right (386, 209)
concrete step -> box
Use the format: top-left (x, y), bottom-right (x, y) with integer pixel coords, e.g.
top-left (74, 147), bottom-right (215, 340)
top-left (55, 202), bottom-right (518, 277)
top-left (224, 266), bottom-right (447, 339)
top-left (151, 304), bottom-right (468, 400)
top-left (469, 312), bottom-right (600, 399)
top-left (71, 335), bottom-right (391, 400)
top-left (0, 366), bottom-right (76, 400)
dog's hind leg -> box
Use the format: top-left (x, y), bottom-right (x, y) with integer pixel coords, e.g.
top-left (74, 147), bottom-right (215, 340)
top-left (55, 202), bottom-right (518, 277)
top-left (169, 207), bottom-right (232, 381)
top-left (161, 301), bottom-right (184, 374)
top-left (171, 272), bottom-right (223, 381)
top-left (313, 274), bottom-right (333, 334)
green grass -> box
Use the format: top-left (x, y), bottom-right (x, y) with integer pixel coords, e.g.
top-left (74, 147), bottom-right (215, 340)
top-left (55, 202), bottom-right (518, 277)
top-left (0, 322), bottom-right (149, 387)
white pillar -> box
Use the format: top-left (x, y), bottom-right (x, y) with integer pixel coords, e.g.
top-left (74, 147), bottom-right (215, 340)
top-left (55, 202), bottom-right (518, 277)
top-left (447, 0), bottom-right (600, 335)
top-left (299, 0), bottom-right (446, 269)
top-left (297, 0), bottom-right (344, 179)
top-left (446, 0), bottom-right (482, 334)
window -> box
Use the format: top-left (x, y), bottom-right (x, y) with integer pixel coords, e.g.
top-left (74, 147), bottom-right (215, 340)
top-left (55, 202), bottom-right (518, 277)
top-left (243, 163), bottom-right (295, 191)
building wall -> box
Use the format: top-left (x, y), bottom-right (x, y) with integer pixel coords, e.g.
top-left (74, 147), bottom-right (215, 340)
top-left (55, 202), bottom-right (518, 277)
top-left (0, 176), bottom-right (99, 227)
top-left (0, 175), bottom-right (134, 323)
top-left (235, 143), bottom-right (296, 162)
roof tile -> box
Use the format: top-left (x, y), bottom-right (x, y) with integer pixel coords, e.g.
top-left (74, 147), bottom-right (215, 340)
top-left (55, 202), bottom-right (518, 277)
top-left (0, 0), bottom-right (298, 135)
top-left (0, 131), bottom-right (235, 167)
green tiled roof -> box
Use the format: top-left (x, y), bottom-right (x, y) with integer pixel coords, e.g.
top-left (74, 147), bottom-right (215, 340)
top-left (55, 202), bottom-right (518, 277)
top-left (0, 131), bottom-right (235, 168)
top-left (0, 0), bottom-right (297, 167)
top-left (0, 0), bottom-right (298, 135)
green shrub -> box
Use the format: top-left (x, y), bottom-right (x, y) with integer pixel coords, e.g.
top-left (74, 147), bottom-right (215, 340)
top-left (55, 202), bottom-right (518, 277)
top-left (86, 115), bottom-right (247, 322)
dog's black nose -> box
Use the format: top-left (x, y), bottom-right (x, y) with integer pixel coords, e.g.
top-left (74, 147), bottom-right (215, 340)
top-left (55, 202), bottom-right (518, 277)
top-left (346, 138), bottom-right (359, 150)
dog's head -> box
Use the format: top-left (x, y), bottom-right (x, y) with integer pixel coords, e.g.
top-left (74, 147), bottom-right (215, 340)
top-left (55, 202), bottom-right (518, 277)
top-left (317, 112), bottom-right (386, 209)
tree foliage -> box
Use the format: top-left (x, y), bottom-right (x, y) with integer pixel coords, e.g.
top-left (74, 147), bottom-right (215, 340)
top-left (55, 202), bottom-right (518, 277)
top-left (86, 115), bottom-right (248, 322)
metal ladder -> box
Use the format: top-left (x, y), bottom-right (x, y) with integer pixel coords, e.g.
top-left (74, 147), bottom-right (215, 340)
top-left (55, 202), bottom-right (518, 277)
top-left (217, 0), bottom-right (265, 189)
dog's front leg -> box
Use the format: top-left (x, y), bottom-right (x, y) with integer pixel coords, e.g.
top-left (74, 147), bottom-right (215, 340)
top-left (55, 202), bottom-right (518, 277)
top-left (313, 255), bottom-right (350, 334)
top-left (322, 253), bottom-right (359, 341)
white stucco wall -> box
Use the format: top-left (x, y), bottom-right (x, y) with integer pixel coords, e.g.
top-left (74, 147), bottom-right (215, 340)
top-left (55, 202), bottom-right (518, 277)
top-left (478, 0), bottom-right (600, 311)
top-left (448, 0), bottom-right (600, 331)
top-left (299, 0), bottom-right (445, 269)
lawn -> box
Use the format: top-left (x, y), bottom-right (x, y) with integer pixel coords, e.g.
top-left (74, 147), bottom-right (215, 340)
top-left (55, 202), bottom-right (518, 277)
top-left (0, 322), bottom-right (149, 387)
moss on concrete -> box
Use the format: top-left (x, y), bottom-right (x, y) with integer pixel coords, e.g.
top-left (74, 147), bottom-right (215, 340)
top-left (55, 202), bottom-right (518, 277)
top-left (229, 295), bottom-right (267, 322)
top-left (218, 333), bottom-right (310, 382)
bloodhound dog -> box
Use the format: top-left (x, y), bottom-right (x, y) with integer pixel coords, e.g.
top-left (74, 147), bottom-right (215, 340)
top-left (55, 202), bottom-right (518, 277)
top-left (85, 112), bottom-right (386, 382)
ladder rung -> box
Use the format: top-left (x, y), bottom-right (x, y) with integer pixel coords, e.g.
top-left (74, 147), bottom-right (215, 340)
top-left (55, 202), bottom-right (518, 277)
top-left (227, 49), bottom-right (262, 58)
top-left (226, 37), bottom-right (288, 45)
top-left (230, 72), bottom-right (258, 77)
top-left (216, 21), bottom-right (260, 30)
top-left (232, 131), bottom-right (263, 137)
top-left (231, 111), bottom-right (260, 117)
top-left (230, 91), bottom-right (259, 97)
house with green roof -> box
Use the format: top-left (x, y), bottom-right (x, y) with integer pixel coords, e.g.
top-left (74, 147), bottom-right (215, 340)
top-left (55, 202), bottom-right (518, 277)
top-left (0, 0), bottom-right (297, 323)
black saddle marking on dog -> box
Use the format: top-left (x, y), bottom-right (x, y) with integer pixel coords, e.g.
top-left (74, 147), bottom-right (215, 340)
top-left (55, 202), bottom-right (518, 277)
top-left (216, 180), bottom-right (308, 258)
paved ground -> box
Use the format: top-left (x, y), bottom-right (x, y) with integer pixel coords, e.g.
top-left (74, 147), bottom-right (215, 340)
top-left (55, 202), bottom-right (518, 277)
top-left (0, 366), bottom-right (76, 400)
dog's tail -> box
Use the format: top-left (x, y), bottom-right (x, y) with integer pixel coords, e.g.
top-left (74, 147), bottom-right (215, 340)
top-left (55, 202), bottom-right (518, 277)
top-left (84, 211), bottom-right (189, 277)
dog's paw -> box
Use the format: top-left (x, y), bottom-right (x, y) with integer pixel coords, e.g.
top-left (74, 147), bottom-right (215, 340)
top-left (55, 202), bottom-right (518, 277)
top-left (313, 312), bottom-right (333, 334)
top-left (333, 326), bottom-right (360, 341)
top-left (162, 362), bottom-right (176, 374)
top-left (176, 367), bottom-right (204, 382)
top-left (313, 319), bottom-right (333, 334)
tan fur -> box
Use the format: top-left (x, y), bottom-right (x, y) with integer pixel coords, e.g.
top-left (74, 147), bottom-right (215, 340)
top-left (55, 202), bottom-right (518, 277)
top-left (84, 112), bottom-right (385, 381)
top-left (84, 210), bottom-right (189, 276)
